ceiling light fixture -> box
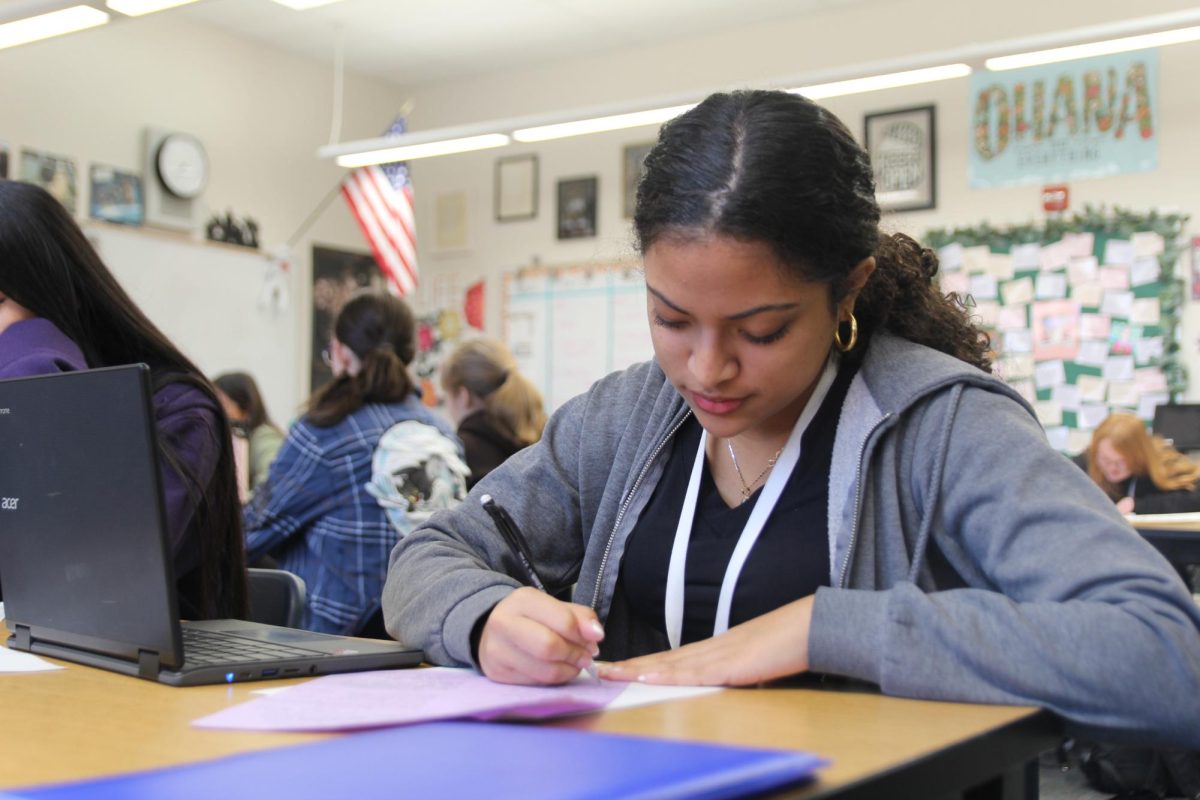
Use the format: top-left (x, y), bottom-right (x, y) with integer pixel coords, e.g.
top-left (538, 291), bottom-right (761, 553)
top-left (320, 8), bottom-right (1200, 166)
top-left (334, 133), bottom-right (511, 168)
top-left (0, 5), bottom-right (107, 50)
top-left (270, 0), bottom-right (347, 9)
top-left (985, 25), bottom-right (1200, 70)
top-left (513, 104), bottom-right (696, 143)
top-left (794, 63), bottom-right (972, 99)
top-left (105, 0), bottom-right (200, 16)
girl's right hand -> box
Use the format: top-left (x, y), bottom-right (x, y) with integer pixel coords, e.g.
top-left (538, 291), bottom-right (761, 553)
top-left (478, 587), bottom-right (605, 685)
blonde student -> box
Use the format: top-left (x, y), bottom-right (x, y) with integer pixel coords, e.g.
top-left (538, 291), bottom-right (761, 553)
top-left (440, 337), bottom-right (546, 488)
top-left (1087, 412), bottom-right (1200, 515)
top-left (382, 90), bottom-right (1200, 747)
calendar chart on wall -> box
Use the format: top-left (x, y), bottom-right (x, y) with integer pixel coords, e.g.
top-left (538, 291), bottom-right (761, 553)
top-left (503, 263), bottom-right (654, 411)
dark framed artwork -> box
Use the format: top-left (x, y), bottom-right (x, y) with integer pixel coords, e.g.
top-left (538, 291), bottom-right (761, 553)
top-left (310, 245), bottom-right (387, 393)
top-left (556, 176), bottom-right (597, 239)
top-left (864, 104), bottom-right (936, 212)
top-left (89, 164), bottom-right (144, 225)
top-left (622, 141), bottom-right (654, 219)
top-left (495, 153), bottom-right (538, 222)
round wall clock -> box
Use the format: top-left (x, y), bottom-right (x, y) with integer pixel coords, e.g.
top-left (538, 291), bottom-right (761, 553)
top-left (155, 133), bottom-right (209, 199)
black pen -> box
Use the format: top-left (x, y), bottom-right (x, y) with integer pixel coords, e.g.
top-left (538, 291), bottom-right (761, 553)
top-left (479, 494), bottom-right (600, 681)
top-left (480, 494), bottom-right (546, 592)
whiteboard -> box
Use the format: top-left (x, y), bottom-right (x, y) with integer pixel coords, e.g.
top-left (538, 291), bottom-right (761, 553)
top-left (503, 263), bottom-right (654, 411)
top-left (86, 223), bottom-right (301, 425)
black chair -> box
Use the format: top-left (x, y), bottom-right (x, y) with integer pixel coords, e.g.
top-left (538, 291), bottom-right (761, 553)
top-left (245, 568), bottom-right (306, 629)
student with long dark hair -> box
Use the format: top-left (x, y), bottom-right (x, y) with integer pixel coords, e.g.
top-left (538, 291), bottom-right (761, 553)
top-left (244, 293), bottom-right (462, 635)
top-left (382, 91), bottom-right (1200, 747)
top-left (0, 179), bottom-right (246, 620)
top-left (214, 371), bottom-right (284, 494)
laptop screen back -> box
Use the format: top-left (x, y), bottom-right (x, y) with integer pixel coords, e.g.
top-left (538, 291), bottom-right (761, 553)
top-left (0, 365), bottom-right (183, 668)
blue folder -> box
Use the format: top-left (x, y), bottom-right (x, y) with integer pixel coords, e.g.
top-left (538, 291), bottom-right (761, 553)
top-left (9, 721), bottom-right (826, 800)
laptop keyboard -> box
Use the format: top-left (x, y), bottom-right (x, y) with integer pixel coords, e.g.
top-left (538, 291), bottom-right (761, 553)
top-left (182, 627), bottom-right (331, 666)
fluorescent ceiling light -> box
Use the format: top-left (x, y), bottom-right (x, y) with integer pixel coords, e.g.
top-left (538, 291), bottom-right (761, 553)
top-left (513, 104), bottom-right (696, 143)
top-left (985, 25), bottom-right (1200, 70)
top-left (0, 5), bottom-right (108, 50)
top-left (794, 63), bottom-right (972, 99)
top-left (270, 0), bottom-right (346, 9)
top-left (335, 134), bottom-right (511, 167)
top-left (105, 0), bottom-right (199, 15)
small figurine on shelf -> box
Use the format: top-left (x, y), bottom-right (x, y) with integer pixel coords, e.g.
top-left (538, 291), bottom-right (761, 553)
top-left (204, 209), bottom-right (260, 249)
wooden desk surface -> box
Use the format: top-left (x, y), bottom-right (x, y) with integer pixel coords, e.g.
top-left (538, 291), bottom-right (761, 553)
top-left (1, 650), bottom-right (1057, 797)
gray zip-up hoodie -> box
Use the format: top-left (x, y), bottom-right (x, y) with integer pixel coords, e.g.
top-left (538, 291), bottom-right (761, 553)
top-left (384, 332), bottom-right (1200, 746)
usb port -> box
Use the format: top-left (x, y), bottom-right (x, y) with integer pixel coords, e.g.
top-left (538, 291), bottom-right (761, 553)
top-left (261, 668), bottom-right (278, 677)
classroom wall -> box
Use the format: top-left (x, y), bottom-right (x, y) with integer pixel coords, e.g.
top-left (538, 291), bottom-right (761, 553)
top-left (7, 1), bottom-right (1200, 411)
top-left (0, 12), bottom-right (407, 419)
top-left (397, 0), bottom-right (1200, 399)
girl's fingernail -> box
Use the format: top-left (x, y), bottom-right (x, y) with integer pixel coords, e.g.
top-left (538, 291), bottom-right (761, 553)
top-left (590, 621), bottom-right (605, 638)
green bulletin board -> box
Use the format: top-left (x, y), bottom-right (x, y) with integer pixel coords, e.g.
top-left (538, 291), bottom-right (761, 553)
top-left (926, 208), bottom-right (1188, 455)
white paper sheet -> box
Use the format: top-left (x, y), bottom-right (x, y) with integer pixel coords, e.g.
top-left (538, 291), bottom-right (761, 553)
top-left (1051, 383), bottom-right (1082, 412)
top-left (1034, 359), bottom-right (1067, 390)
top-left (1076, 374), bottom-right (1107, 403)
top-left (1131, 298), bottom-right (1161, 326)
top-left (1076, 340), bottom-right (1111, 368)
top-left (1107, 381), bottom-right (1140, 407)
top-left (1001, 276), bottom-right (1034, 305)
top-left (968, 274), bottom-right (998, 300)
top-left (1103, 355), bottom-right (1136, 383)
top-left (1103, 239), bottom-right (1135, 266)
top-left (1004, 329), bottom-right (1033, 354)
top-left (1035, 272), bottom-right (1068, 300)
top-left (1130, 257), bottom-right (1160, 286)
top-left (1078, 403), bottom-right (1110, 430)
top-left (938, 242), bottom-right (964, 271)
top-left (1100, 290), bottom-right (1134, 318)
top-left (1033, 401), bottom-right (1063, 426)
top-left (1067, 256), bottom-right (1098, 287)
top-left (1011, 243), bottom-right (1042, 270)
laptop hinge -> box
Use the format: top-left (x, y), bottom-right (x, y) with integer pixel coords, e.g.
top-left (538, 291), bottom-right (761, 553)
top-left (137, 649), bottom-right (160, 679)
top-left (12, 624), bottom-right (32, 650)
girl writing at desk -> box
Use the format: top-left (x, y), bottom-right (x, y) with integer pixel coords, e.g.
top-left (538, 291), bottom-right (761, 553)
top-left (383, 90), bottom-right (1200, 747)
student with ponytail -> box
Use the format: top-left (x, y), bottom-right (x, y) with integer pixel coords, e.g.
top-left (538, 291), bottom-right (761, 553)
top-left (440, 337), bottom-right (546, 488)
top-left (384, 90), bottom-right (1200, 747)
top-left (245, 292), bottom-right (460, 635)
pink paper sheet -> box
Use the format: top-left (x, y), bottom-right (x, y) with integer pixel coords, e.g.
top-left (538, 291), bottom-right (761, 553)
top-left (193, 667), bottom-right (627, 732)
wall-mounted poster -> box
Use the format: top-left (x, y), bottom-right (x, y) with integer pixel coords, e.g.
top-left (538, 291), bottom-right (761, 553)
top-left (21, 148), bottom-right (77, 212)
top-left (969, 49), bottom-right (1158, 188)
top-left (89, 164), bottom-right (143, 225)
top-left (495, 154), bottom-right (537, 222)
top-left (864, 105), bottom-right (936, 212)
top-left (557, 176), bottom-right (597, 239)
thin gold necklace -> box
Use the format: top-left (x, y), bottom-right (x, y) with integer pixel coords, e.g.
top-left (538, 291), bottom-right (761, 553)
top-left (726, 440), bottom-right (783, 505)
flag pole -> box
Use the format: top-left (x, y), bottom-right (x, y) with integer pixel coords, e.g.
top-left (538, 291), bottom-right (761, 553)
top-left (285, 178), bottom-right (346, 250)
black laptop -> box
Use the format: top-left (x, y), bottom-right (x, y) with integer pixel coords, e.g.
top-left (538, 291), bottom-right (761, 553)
top-left (0, 364), bottom-right (424, 685)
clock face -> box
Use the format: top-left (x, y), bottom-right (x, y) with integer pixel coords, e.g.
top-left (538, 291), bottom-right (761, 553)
top-left (155, 134), bottom-right (208, 199)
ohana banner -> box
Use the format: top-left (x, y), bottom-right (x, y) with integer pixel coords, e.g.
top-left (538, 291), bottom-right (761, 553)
top-left (969, 49), bottom-right (1158, 188)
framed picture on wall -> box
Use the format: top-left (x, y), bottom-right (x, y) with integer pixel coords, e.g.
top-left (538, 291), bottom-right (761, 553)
top-left (495, 153), bottom-right (538, 221)
top-left (864, 104), bottom-right (936, 213)
top-left (20, 148), bottom-right (78, 212)
top-left (622, 141), bottom-right (654, 219)
top-left (89, 164), bottom-right (144, 226)
top-left (557, 176), bottom-right (597, 239)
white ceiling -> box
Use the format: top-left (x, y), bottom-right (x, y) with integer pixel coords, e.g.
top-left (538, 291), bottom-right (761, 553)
top-left (175, 0), bottom-right (871, 87)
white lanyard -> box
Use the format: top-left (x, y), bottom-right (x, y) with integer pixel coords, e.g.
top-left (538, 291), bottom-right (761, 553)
top-left (664, 355), bottom-right (838, 649)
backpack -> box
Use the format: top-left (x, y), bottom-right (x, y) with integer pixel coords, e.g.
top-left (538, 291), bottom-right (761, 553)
top-left (365, 420), bottom-right (469, 538)
top-left (1072, 739), bottom-right (1200, 799)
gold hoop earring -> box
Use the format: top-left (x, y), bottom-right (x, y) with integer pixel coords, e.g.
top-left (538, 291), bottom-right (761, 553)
top-left (834, 312), bottom-right (858, 353)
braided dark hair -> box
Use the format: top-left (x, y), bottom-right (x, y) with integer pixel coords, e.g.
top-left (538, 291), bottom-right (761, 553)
top-left (633, 90), bottom-right (990, 372)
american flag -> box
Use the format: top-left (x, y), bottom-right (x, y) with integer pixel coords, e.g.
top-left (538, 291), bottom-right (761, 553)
top-left (341, 116), bottom-right (418, 296)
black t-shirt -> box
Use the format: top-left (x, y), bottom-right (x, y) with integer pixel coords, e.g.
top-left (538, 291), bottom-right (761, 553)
top-left (618, 359), bottom-right (858, 645)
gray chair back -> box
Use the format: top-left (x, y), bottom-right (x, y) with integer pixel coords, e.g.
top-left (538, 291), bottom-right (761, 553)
top-left (246, 568), bottom-right (306, 629)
